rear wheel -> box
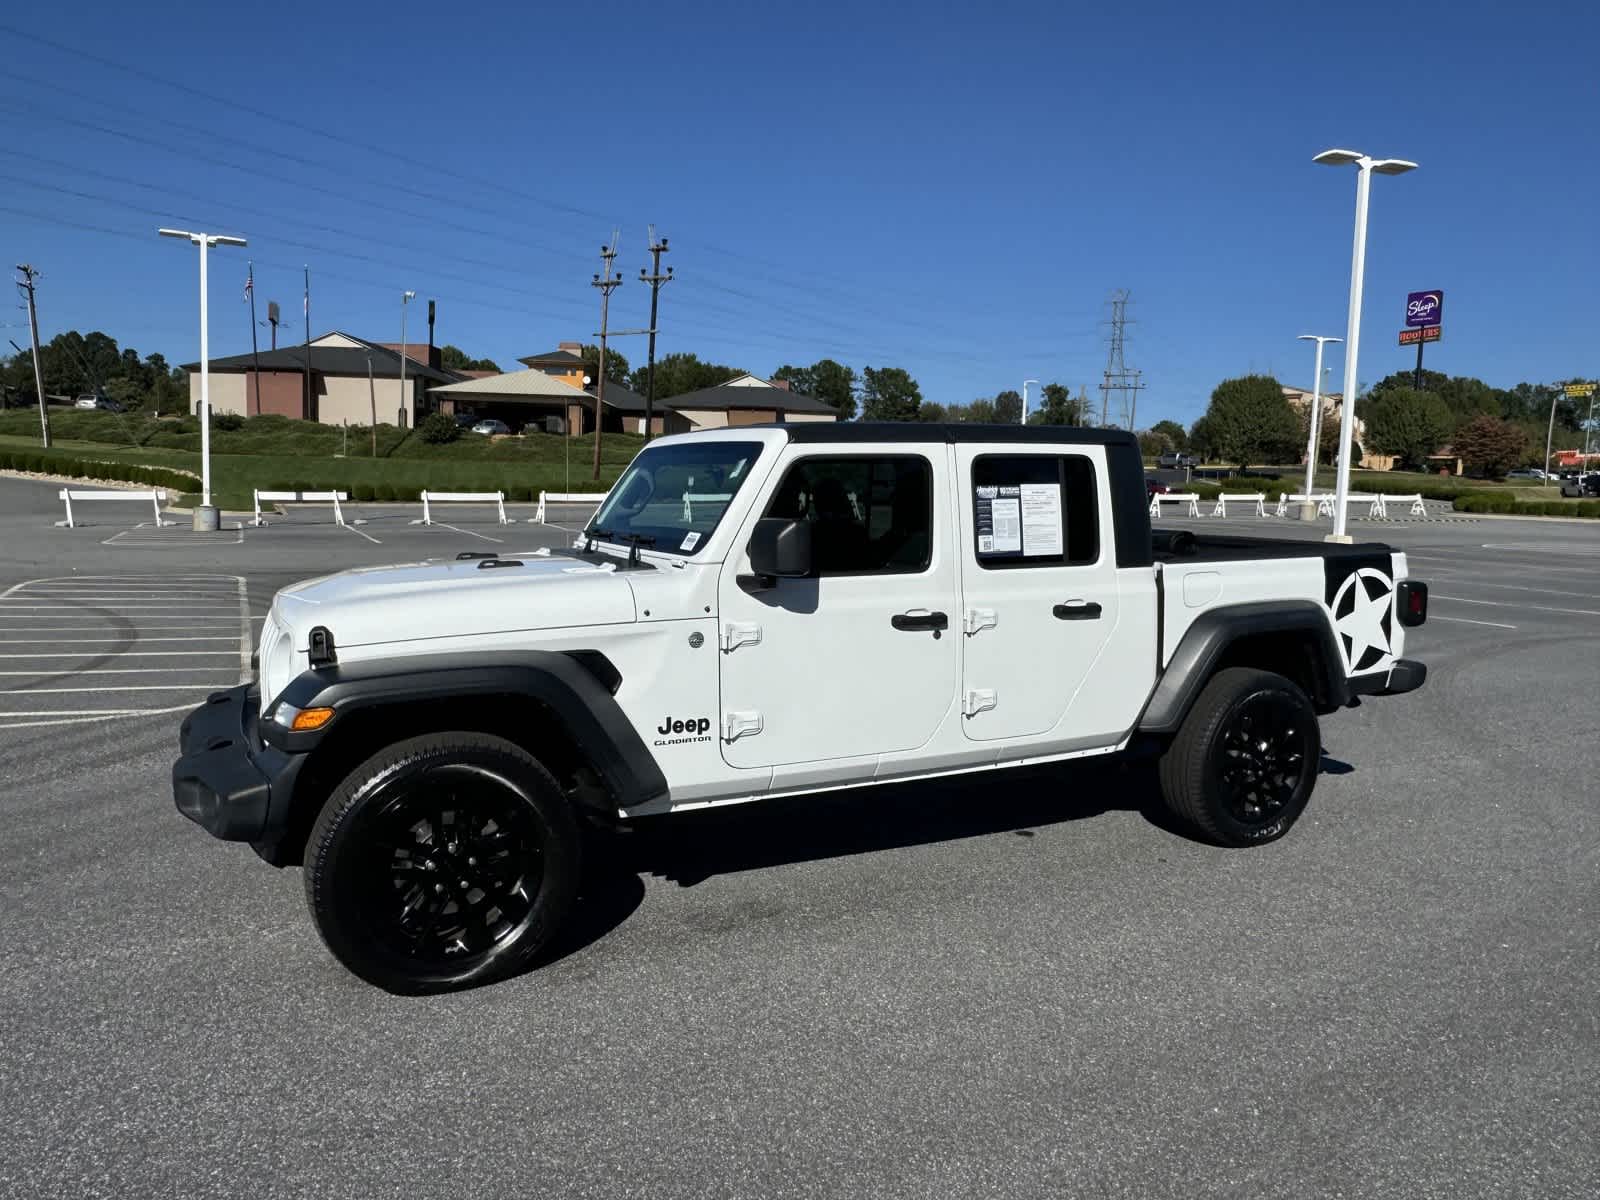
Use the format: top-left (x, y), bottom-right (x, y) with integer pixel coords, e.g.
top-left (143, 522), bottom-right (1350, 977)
top-left (1158, 667), bottom-right (1320, 847)
top-left (303, 732), bottom-right (581, 993)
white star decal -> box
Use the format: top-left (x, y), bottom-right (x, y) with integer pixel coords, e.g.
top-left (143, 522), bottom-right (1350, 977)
top-left (1332, 567), bottom-right (1395, 673)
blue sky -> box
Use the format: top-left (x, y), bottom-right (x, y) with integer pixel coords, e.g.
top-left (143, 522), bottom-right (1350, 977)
top-left (2, 0), bottom-right (1595, 426)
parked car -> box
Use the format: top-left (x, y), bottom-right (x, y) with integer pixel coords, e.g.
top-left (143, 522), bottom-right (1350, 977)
top-left (1560, 474), bottom-right (1600, 498)
top-left (1157, 451), bottom-right (1197, 469)
top-left (1146, 477), bottom-right (1171, 498)
top-left (470, 419), bottom-right (511, 436)
top-left (73, 395), bottom-right (122, 412)
top-left (1505, 468), bottom-right (1548, 481)
top-left (175, 422), bottom-right (1430, 993)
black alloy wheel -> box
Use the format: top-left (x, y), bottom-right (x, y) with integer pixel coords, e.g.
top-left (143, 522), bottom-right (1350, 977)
top-left (1211, 693), bottom-right (1313, 830)
top-left (1158, 667), bottom-right (1322, 847)
top-left (304, 733), bottom-right (581, 993)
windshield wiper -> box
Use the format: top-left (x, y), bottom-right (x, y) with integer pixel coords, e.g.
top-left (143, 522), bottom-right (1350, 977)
top-left (581, 527), bottom-right (657, 566)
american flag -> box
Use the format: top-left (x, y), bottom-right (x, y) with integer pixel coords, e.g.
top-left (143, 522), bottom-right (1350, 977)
top-left (243, 266), bottom-right (253, 302)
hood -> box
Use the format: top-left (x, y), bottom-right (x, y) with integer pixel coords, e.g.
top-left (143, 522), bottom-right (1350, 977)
top-left (272, 552), bottom-right (638, 649)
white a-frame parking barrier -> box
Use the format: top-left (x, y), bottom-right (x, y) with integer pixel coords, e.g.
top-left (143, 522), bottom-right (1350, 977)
top-left (682, 491), bottom-right (733, 521)
top-left (532, 491), bottom-right (609, 524)
top-left (1150, 492), bottom-right (1202, 518)
top-left (56, 488), bottom-right (171, 528)
top-left (252, 489), bottom-right (351, 526)
top-left (1212, 492), bottom-right (1268, 518)
top-left (413, 491), bottom-right (508, 526)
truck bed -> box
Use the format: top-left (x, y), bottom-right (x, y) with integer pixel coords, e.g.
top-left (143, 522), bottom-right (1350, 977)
top-left (1151, 530), bottom-right (1394, 564)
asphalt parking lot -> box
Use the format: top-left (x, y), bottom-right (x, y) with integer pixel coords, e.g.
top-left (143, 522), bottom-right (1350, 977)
top-left (1, 472), bottom-right (1595, 1199)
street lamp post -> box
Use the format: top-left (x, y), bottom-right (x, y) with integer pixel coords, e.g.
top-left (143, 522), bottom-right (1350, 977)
top-left (1021, 379), bottom-right (1039, 426)
top-left (159, 227), bottom-right (246, 530)
top-left (399, 290), bottom-right (416, 428)
top-left (1296, 334), bottom-right (1342, 520)
top-left (1313, 148), bottom-right (1416, 542)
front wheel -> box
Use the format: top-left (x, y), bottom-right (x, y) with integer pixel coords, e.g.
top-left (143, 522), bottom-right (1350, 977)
top-left (303, 732), bottom-right (581, 993)
top-left (1158, 667), bottom-right (1321, 847)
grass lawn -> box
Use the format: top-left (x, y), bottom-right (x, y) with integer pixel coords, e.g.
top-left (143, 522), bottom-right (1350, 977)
top-left (0, 410), bottom-right (641, 510)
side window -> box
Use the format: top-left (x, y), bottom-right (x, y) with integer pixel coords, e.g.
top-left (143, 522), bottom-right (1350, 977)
top-left (971, 455), bottom-right (1098, 568)
top-left (764, 456), bottom-right (932, 575)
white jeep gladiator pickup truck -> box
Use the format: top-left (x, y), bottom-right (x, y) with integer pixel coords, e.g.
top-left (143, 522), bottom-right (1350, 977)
top-left (174, 423), bottom-right (1428, 992)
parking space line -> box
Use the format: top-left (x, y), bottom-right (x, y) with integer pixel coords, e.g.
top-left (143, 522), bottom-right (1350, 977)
top-left (1428, 614), bottom-right (1519, 629)
top-left (1405, 575), bottom-right (1598, 601)
top-left (342, 523), bottom-right (382, 544)
top-left (433, 522), bottom-right (503, 543)
top-left (1433, 594), bottom-right (1600, 618)
top-left (0, 684), bottom-right (242, 693)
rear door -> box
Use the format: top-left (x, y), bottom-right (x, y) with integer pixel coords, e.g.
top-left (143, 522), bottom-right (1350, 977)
top-left (716, 446), bottom-right (958, 772)
top-left (954, 445), bottom-right (1124, 745)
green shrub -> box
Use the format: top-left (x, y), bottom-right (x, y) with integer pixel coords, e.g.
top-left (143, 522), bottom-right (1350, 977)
top-left (417, 412), bottom-right (462, 444)
top-left (374, 483), bottom-right (396, 503)
top-left (507, 484), bottom-right (533, 503)
top-left (352, 483), bottom-right (376, 502)
top-left (212, 411), bottom-right (246, 432)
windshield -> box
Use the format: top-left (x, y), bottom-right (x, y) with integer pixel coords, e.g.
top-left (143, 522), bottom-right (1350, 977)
top-left (588, 440), bottom-right (764, 555)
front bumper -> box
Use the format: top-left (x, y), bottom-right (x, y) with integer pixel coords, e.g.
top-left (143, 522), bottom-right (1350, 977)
top-left (173, 684), bottom-right (307, 860)
top-left (1348, 657), bottom-right (1428, 699)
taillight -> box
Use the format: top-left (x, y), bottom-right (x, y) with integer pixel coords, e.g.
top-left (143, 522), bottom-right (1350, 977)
top-left (1398, 580), bottom-right (1428, 627)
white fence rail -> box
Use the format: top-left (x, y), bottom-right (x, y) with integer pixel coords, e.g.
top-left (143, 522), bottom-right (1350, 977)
top-left (56, 488), bottom-right (170, 529)
top-left (1274, 493), bottom-right (1336, 518)
top-left (412, 491), bottom-right (508, 526)
top-left (1149, 492), bottom-right (1202, 518)
top-left (252, 489), bottom-right (351, 527)
top-left (533, 491), bottom-right (609, 523)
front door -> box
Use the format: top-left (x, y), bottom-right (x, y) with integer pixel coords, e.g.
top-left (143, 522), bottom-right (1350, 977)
top-left (716, 447), bottom-right (958, 772)
top-left (955, 445), bottom-right (1123, 745)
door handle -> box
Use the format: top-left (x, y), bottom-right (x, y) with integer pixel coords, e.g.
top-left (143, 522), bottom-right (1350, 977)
top-left (1052, 600), bottom-right (1102, 620)
top-left (891, 609), bottom-right (949, 632)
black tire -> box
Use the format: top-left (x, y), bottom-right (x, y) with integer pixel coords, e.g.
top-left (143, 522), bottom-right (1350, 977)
top-left (303, 732), bottom-right (581, 994)
top-left (1158, 667), bottom-right (1321, 847)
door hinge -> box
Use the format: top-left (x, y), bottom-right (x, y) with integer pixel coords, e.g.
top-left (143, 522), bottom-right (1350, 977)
top-left (722, 710), bottom-right (764, 742)
top-left (720, 621), bottom-right (762, 653)
top-left (963, 607), bottom-right (998, 636)
top-left (963, 688), bottom-right (997, 717)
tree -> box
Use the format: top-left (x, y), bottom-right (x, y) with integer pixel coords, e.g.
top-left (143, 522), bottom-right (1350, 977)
top-left (1138, 429), bottom-right (1174, 459)
top-left (1358, 388), bottom-right (1453, 470)
top-left (581, 344), bottom-right (630, 387)
top-left (630, 352), bottom-right (743, 400)
top-left (993, 390), bottom-right (1022, 424)
top-left (439, 345), bottom-right (501, 372)
top-left (917, 401), bottom-right (947, 423)
top-left (774, 358), bottom-right (857, 419)
top-left (1150, 419), bottom-right (1187, 450)
top-left (1197, 375), bottom-right (1301, 469)
top-left (1453, 414), bottom-right (1527, 477)
top-left (960, 398), bottom-right (998, 424)
top-left (859, 366), bottom-right (921, 421)
top-left (1028, 383), bottom-right (1091, 427)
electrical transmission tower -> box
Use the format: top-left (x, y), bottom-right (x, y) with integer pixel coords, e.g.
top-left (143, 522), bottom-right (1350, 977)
top-left (589, 232), bottom-right (623, 480)
top-left (1097, 290), bottom-right (1146, 430)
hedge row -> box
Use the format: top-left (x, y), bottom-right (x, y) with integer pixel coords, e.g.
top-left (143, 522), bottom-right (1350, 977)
top-left (1454, 494), bottom-right (1600, 518)
top-left (0, 448), bottom-right (197, 492)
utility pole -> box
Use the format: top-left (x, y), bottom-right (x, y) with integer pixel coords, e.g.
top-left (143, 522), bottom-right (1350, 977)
top-left (246, 261), bottom-right (261, 416)
top-left (1097, 290), bottom-right (1146, 430)
top-left (638, 228), bottom-right (672, 442)
top-left (399, 290), bottom-right (415, 430)
top-left (14, 264), bottom-right (49, 447)
top-left (590, 233), bottom-right (622, 480)
top-left (367, 355), bottom-right (378, 456)
top-left (303, 267), bottom-right (312, 421)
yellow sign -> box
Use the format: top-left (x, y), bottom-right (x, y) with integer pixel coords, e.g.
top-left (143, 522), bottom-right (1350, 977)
top-left (1566, 383), bottom-right (1596, 396)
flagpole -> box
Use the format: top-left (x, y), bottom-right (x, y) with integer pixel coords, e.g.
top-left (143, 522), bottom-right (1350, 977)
top-left (247, 262), bottom-right (261, 417)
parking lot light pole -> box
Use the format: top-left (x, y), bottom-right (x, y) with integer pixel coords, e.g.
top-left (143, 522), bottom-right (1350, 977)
top-left (1313, 148), bottom-right (1416, 542)
top-left (1296, 335), bottom-right (1342, 520)
top-left (160, 228), bottom-right (246, 529)
top-left (1021, 379), bottom-right (1039, 426)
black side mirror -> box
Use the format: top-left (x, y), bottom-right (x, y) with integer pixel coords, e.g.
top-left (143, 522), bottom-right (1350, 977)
top-left (747, 517), bottom-right (812, 581)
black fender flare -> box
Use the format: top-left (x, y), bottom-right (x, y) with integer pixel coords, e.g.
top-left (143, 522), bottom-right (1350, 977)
top-left (1137, 601), bottom-right (1346, 735)
top-left (263, 650), bottom-right (668, 812)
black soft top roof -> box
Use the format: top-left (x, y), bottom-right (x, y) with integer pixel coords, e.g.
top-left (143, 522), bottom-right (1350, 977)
top-left (759, 422), bottom-right (1140, 448)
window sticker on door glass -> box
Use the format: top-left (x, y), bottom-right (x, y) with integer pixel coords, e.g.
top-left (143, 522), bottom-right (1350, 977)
top-left (1020, 483), bottom-right (1063, 556)
top-left (680, 530), bottom-right (701, 551)
top-left (975, 484), bottom-right (1022, 555)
